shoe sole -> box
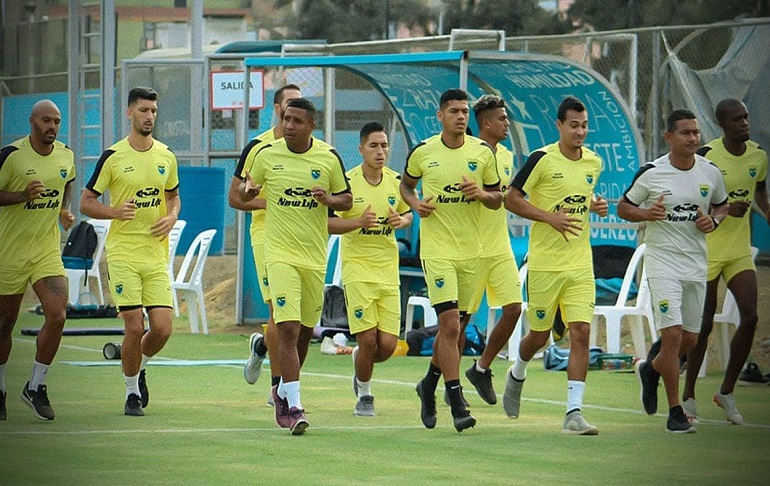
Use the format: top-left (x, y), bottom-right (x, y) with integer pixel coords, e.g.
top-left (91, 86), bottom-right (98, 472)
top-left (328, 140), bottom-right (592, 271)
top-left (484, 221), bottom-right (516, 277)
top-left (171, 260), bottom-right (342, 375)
top-left (20, 391), bottom-right (54, 421)
top-left (666, 426), bottom-right (696, 433)
top-left (354, 409), bottom-right (375, 417)
top-left (415, 381), bottom-right (437, 429)
top-left (562, 426), bottom-right (599, 435)
top-left (635, 361), bottom-right (656, 415)
top-left (453, 415), bottom-right (476, 432)
top-left (291, 419), bottom-right (309, 435)
top-left (124, 408), bottom-right (145, 417)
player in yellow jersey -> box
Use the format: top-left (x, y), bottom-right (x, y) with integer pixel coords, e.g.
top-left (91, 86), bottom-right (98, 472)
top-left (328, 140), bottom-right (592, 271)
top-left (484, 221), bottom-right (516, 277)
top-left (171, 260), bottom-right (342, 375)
top-left (0, 100), bottom-right (75, 421)
top-left (505, 97), bottom-right (608, 435)
top-left (240, 98), bottom-right (351, 434)
top-left (681, 99), bottom-right (769, 425)
top-left (329, 122), bottom-right (412, 417)
top-left (461, 95), bottom-right (523, 407)
top-left (228, 84), bottom-right (302, 400)
top-left (400, 89), bottom-right (502, 432)
top-left (80, 87), bottom-right (181, 417)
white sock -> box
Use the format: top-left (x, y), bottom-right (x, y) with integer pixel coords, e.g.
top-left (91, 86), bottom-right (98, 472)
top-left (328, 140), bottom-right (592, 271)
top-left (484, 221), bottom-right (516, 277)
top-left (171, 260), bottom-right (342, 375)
top-left (476, 362), bottom-right (487, 373)
top-left (277, 378), bottom-right (286, 399)
top-left (511, 358), bottom-right (529, 381)
top-left (567, 380), bottom-right (585, 413)
top-left (0, 362), bottom-right (7, 392)
top-left (124, 373), bottom-right (140, 398)
top-left (30, 361), bottom-right (50, 390)
top-left (357, 379), bottom-right (371, 398)
top-left (140, 354), bottom-right (151, 370)
top-left (282, 380), bottom-right (302, 410)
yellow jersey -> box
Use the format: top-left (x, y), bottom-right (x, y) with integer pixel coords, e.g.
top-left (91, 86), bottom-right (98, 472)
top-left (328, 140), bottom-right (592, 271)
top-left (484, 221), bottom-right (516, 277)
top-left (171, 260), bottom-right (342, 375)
top-left (479, 144), bottom-right (515, 258)
top-left (234, 128), bottom-right (276, 245)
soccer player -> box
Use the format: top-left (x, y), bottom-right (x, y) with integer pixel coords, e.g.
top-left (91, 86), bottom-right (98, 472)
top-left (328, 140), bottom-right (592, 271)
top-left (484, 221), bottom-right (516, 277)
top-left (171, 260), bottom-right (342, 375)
top-left (328, 122), bottom-right (412, 417)
top-left (618, 109), bottom-right (727, 433)
top-left (0, 100), bottom-right (75, 421)
top-left (243, 98), bottom-right (351, 435)
top-left (681, 99), bottom-right (768, 424)
top-left (400, 89), bottom-right (502, 432)
top-left (462, 94), bottom-right (522, 406)
top-left (228, 84), bottom-right (302, 398)
top-left (80, 87), bottom-right (181, 417)
top-left (504, 96), bottom-right (607, 435)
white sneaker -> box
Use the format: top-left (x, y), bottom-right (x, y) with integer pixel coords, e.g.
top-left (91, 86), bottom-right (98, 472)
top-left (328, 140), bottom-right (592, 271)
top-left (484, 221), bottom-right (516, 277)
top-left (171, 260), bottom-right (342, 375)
top-left (714, 392), bottom-right (744, 425)
top-left (243, 332), bottom-right (265, 385)
top-left (502, 365), bottom-right (524, 418)
top-left (682, 398), bottom-right (700, 424)
top-left (562, 410), bottom-right (599, 435)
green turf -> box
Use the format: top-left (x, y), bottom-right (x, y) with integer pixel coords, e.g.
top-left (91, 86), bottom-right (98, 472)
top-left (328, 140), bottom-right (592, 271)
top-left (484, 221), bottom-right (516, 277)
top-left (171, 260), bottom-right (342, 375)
top-left (2, 311), bottom-right (769, 485)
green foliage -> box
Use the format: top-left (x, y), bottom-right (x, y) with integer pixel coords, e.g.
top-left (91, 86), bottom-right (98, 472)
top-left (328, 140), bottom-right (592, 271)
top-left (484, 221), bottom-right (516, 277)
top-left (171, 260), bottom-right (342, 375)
top-left (441, 0), bottom-right (571, 35)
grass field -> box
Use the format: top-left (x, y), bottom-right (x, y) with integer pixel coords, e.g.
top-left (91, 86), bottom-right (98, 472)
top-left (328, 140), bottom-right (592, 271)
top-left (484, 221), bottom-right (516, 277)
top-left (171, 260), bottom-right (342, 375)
top-left (2, 311), bottom-right (769, 485)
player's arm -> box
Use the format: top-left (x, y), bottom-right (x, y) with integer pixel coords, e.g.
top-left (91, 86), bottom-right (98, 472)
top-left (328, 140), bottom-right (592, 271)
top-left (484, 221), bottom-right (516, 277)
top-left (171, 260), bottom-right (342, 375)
top-left (0, 180), bottom-right (45, 206)
top-left (151, 188), bottom-right (181, 239)
top-left (505, 186), bottom-right (582, 241)
top-left (328, 205), bottom-right (378, 235)
top-left (388, 206), bottom-right (413, 230)
top-left (460, 175), bottom-right (502, 209)
top-left (755, 179), bottom-right (770, 225)
top-left (314, 189), bottom-right (352, 211)
top-left (228, 175), bottom-right (265, 211)
top-left (59, 180), bottom-right (76, 230)
top-left (79, 188), bottom-right (137, 221)
top-left (400, 173), bottom-right (435, 218)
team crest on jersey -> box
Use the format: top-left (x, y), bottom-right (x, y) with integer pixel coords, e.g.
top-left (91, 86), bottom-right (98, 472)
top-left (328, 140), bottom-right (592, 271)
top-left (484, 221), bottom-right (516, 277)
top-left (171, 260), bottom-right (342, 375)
top-left (262, 276), bottom-right (269, 286)
top-left (115, 284), bottom-right (123, 295)
top-left (699, 185), bottom-right (709, 197)
top-left (158, 165), bottom-right (166, 175)
top-left (586, 174), bottom-right (594, 184)
top-left (276, 295), bottom-right (286, 307)
top-left (434, 277), bottom-right (444, 289)
top-left (536, 309), bottom-right (546, 320)
top-left (354, 308), bottom-right (364, 319)
top-left (59, 168), bottom-right (67, 179)
top-left (658, 300), bottom-right (669, 314)
top-left (388, 195), bottom-right (396, 205)
top-left (504, 167), bottom-right (510, 177)
top-left (749, 166), bottom-right (757, 178)
top-left (467, 161), bottom-right (477, 171)
top-left (311, 168), bottom-right (321, 179)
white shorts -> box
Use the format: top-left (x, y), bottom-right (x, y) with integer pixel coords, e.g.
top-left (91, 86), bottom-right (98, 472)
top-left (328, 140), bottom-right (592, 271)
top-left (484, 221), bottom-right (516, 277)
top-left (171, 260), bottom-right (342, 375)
top-left (647, 277), bottom-right (705, 333)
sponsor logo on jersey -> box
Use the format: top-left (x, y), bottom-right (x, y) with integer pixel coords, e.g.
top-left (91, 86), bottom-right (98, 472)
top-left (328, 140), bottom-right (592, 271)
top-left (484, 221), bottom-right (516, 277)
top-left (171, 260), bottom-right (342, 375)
top-left (437, 183), bottom-right (473, 204)
top-left (729, 188), bottom-right (749, 199)
top-left (553, 194), bottom-right (588, 215)
top-left (24, 188), bottom-right (61, 210)
top-left (135, 187), bottom-right (162, 209)
top-left (278, 187), bottom-right (319, 209)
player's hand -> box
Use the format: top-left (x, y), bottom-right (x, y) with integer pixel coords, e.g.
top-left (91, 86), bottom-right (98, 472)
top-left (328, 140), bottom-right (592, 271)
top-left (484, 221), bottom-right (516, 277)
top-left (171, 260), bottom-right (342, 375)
top-left (23, 180), bottom-right (45, 201)
top-left (648, 193), bottom-right (666, 221)
top-left (548, 207), bottom-right (583, 241)
top-left (459, 175), bottom-right (482, 201)
top-left (310, 186), bottom-right (331, 205)
top-left (242, 172), bottom-right (261, 198)
top-left (727, 200), bottom-right (750, 218)
top-left (415, 195), bottom-right (436, 218)
top-left (387, 206), bottom-right (409, 229)
top-left (358, 205), bottom-right (378, 229)
top-left (695, 207), bottom-right (716, 233)
top-left (151, 213), bottom-right (178, 240)
top-left (59, 210), bottom-right (75, 231)
top-left (115, 198), bottom-right (137, 221)
top-left (590, 194), bottom-right (609, 217)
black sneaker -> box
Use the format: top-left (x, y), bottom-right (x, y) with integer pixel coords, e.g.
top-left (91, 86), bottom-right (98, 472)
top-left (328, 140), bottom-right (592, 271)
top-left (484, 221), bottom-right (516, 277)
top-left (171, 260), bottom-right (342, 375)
top-left (453, 409), bottom-right (477, 432)
top-left (0, 390), bottom-right (7, 421)
top-left (415, 379), bottom-right (437, 429)
top-left (635, 360), bottom-right (659, 415)
top-left (666, 407), bottom-right (696, 434)
top-left (124, 393), bottom-right (144, 416)
top-left (138, 369), bottom-right (149, 408)
top-left (738, 363), bottom-right (769, 384)
top-left (465, 361), bottom-right (497, 405)
top-left (20, 382), bottom-right (55, 421)
top-left (443, 386), bottom-right (470, 408)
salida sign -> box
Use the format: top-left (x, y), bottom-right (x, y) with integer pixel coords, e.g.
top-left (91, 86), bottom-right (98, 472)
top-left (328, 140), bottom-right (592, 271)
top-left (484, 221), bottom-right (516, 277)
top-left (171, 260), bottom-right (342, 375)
top-left (210, 70), bottom-right (265, 110)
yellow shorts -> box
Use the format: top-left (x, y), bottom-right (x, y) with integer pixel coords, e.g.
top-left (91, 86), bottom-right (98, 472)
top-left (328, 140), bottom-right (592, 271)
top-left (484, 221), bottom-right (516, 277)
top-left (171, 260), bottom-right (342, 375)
top-left (707, 254), bottom-right (755, 283)
top-left (107, 259), bottom-right (172, 310)
top-left (526, 267), bottom-right (595, 331)
top-left (468, 252), bottom-right (522, 314)
top-left (0, 249), bottom-right (65, 296)
top-left (422, 258), bottom-right (479, 312)
top-left (251, 243), bottom-right (271, 304)
top-left (344, 281), bottom-right (401, 336)
top-left (266, 261), bottom-right (323, 327)
top-left (648, 277), bottom-right (705, 333)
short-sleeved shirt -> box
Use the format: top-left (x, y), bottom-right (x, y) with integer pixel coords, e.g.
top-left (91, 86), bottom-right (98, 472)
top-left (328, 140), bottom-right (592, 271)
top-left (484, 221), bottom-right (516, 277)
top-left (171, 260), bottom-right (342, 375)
top-left (480, 144), bottom-right (515, 258)
top-left (698, 138), bottom-right (767, 262)
top-left (252, 137), bottom-right (350, 271)
top-left (510, 142), bottom-right (602, 272)
top-left (335, 164), bottom-right (410, 286)
top-left (86, 137), bottom-right (179, 263)
top-left (623, 153), bottom-right (728, 280)
top-left (0, 137), bottom-right (75, 268)
top-left (404, 134), bottom-right (500, 260)
top-left (234, 128), bottom-right (276, 246)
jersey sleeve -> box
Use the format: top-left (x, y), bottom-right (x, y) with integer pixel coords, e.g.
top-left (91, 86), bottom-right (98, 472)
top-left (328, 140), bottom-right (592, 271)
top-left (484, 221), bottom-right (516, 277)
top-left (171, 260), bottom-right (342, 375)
top-left (235, 139), bottom-right (261, 180)
top-left (511, 151), bottom-right (545, 196)
top-left (86, 150), bottom-right (114, 195)
top-left (404, 142), bottom-right (425, 180)
top-left (710, 165), bottom-right (728, 206)
top-left (759, 149), bottom-right (768, 183)
top-left (251, 146), bottom-right (268, 186)
top-left (0, 146), bottom-right (17, 188)
top-left (329, 149), bottom-right (351, 195)
top-left (622, 164), bottom-right (654, 206)
top-left (481, 149), bottom-right (501, 188)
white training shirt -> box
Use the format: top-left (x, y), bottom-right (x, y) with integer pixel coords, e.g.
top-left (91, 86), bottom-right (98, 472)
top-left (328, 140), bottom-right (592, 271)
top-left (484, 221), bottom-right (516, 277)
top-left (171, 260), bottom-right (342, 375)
top-left (623, 153), bottom-right (727, 280)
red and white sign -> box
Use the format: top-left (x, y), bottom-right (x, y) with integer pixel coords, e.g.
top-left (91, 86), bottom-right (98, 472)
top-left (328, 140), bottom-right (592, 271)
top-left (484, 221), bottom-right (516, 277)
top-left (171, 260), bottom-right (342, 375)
top-left (210, 70), bottom-right (265, 111)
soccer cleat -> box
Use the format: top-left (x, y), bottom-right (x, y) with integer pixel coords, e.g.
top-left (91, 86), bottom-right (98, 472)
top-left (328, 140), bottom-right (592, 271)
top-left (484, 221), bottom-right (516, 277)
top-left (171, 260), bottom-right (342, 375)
top-left (0, 390), bottom-right (7, 421)
top-left (562, 410), bottom-right (599, 435)
top-left (124, 393), bottom-right (144, 417)
top-left (415, 379), bottom-right (437, 429)
top-left (738, 363), bottom-right (768, 385)
top-left (354, 395), bottom-right (375, 417)
top-left (20, 382), bottom-right (55, 421)
top-left (243, 332), bottom-right (266, 385)
top-left (714, 392), bottom-right (744, 425)
top-left (452, 410), bottom-right (476, 432)
top-left (271, 385), bottom-right (291, 428)
top-left (443, 385), bottom-right (470, 408)
top-left (682, 398), bottom-right (700, 424)
top-left (666, 408), bottom-right (696, 433)
top-left (465, 361), bottom-right (497, 405)
top-left (138, 369), bottom-right (149, 408)
top-left (635, 360), bottom-right (659, 415)
top-left (287, 407), bottom-right (309, 435)
top-left (502, 365), bottom-right (524, 418)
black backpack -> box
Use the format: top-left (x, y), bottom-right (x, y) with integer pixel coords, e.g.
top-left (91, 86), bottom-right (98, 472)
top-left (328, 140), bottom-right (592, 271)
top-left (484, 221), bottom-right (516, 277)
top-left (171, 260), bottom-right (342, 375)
top-left (320, 285), bottom-right (348, 329)
top-left (62, 221), bottom-right (99, 272)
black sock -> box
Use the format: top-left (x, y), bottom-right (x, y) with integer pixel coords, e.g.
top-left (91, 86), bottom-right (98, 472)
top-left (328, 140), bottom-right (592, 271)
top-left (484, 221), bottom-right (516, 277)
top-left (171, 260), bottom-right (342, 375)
top-left (423, 362), bottom-right (442, 394)
top-left (271, 376), bottom-right (280, 387)
top-left (446, 379), bottom-right (467, 416)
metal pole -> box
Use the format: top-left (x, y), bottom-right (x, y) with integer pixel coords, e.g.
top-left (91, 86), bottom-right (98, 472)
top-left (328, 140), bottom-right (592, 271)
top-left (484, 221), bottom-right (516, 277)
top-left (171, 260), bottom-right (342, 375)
top-left (651, 31), bottom-right (661, 158)
top-left (101, 0), bottom-right (115, 148)
top-left (68, 1), bottom-right (81, 220)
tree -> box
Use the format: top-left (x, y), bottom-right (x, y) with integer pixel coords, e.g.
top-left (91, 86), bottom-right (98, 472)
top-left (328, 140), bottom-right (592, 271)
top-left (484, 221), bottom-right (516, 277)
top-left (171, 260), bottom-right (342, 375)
top-left (440, 0), bottom-right (570, 36)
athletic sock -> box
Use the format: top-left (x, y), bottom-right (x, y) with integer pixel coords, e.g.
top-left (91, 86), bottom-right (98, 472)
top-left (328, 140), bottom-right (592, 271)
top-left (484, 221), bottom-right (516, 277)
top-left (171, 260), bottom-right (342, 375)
top-left (282, 380), bottom-right (302, 410)
top-left (140, 354), bottom-right (151, 370)
top-left (475, 361), bottom-right (487, 373)
top-left (29, 361), bottom-right (50, 390)
top-left (445, 379), bottom-right (466, 416)
top-left (124, 373), bottom-right (140, 398)
top-left (567, 380), bottom-right (585, 414)
top-left (357, 379), bottom-right (371, 398)
top-left (511, 358), bottom-right (529, 381)
top-left (422, 362), bottom-right (442, 394)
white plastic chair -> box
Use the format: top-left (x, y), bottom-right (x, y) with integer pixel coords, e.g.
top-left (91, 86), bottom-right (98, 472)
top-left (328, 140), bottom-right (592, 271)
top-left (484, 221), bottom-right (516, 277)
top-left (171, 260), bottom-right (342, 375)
top-left (66, 219), bottom-right (111, 306)
top-left (326, 234), bottom-right (343, 288)
top-left (171, 229), bottom-right (217, 334)
top-left (403, 295), bottom-right (438, 338)
top-left (167, 219), bottom-right (187, 316)
top-left (590, 243), bottom-right (654, 358)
